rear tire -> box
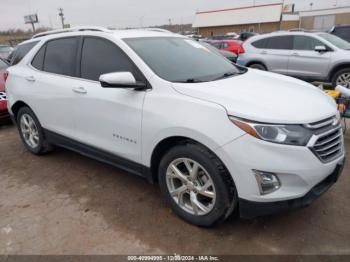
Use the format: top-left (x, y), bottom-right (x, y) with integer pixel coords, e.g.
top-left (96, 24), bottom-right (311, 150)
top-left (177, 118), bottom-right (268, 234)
top-left (158, 143), bottom-right (237, 227)
top-left (332, 68), bottom-right (350, 89)
top-left (249, 63), bottom-right (267, 71)
top-left (16, 107), bottom-right (53, 155)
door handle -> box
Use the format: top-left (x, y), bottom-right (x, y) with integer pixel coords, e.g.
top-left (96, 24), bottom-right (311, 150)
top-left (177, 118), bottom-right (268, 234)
top-left (25, 76), bottom-right (36, 82)
top-left (261, 51), bottom-right (267, 55)
top-left (72, 87), bottom-right (87, 94)
top-left (292, 53), bottom-right (300, 56)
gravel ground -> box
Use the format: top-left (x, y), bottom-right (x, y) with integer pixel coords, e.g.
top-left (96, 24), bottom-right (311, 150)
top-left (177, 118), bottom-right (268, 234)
top-left (0, 123), bottom-right (349, 255)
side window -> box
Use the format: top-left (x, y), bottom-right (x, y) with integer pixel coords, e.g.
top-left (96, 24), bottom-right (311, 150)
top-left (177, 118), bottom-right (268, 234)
top-left (43, 37), bottom-right (78, 77)
top-left (31, 45), bottom-right (46, 70)
top-left (11, 41), bottom-right (39, 65)
top-left (265, 36), bottom-right (293, 50)
top-left (293, 36), bottom-right (324, 51)
top-left (80, 37), bottom-right (141, 82)
top-left (251, 38), bottom-right (268, 49)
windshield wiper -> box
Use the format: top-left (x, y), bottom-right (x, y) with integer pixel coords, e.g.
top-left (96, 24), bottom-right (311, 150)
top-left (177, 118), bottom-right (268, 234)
top-left (213, 71), bottom-right (237, 81)
top-left (175, 78), bottom-right (204, 83)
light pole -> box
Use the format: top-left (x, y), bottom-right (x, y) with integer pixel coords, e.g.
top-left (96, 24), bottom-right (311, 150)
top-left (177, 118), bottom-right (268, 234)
top-left (279, 0), bottom-right (286, 30)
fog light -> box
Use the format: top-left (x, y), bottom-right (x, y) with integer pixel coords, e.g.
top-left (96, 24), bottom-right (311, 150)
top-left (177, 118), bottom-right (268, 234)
top-left (253, 170), bottom-right (281, 195)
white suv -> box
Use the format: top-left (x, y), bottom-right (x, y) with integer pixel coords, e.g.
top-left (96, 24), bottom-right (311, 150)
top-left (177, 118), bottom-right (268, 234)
top-left (6, 27), bottom-right (346, 226)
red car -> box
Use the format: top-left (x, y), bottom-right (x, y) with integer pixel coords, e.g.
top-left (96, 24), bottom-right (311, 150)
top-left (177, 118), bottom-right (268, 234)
top-left (0, 58), bottom-right (9, 123)
top-left (208, 40), bottom-right (244, 55)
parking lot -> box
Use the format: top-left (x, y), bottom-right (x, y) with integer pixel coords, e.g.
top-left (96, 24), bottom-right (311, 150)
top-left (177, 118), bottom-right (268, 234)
top-left (0, 123), bottom-right (349, 255)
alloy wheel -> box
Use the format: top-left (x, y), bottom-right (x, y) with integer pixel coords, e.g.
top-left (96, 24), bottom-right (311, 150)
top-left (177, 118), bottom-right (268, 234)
top-left (20, 114), bottom-right (39, 149)
top-left (166, 158), bottom-right (216, 216)
top-left (336, 72), bottom-right (350, 88)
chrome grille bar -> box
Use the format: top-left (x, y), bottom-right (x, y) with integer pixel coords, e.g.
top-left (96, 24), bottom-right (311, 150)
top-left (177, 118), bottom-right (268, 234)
top-left (308, 116), bottom-right (344, 163)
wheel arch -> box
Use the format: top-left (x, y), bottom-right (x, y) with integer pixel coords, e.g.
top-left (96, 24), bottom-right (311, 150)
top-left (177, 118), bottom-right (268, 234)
top-left (11, 100), bottom-right (32, 123)
top-left (149, 136), bottom-right (234, 186)
top-left (328, 63), bottom-right (350, 82)
top-left (245, 60), bottom-right (267, 69)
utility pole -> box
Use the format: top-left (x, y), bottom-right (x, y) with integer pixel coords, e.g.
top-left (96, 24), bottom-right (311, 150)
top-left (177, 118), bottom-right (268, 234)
top-left (58, 8), bottom-right (65, 28)
top-left (279, 0), bottom-right (286, 30)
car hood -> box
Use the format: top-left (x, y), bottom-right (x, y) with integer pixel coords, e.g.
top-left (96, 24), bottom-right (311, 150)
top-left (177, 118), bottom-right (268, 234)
top-left (171, 69), bottom-right (338, 124)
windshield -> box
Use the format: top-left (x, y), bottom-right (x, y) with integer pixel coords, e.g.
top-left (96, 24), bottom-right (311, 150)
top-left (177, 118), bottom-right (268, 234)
top-left (124, 37), bottom-right (241, 83)
top-left (318, 33), bottom-right (350, 50)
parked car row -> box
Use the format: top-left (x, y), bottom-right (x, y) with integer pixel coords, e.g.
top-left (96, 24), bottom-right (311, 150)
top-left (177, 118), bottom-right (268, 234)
top-left (4, 27), bottom-right (345, 227)
top-left (205, 32), bottom-right (258, 42)
top-left (0, 58), bottom-right (9, 123)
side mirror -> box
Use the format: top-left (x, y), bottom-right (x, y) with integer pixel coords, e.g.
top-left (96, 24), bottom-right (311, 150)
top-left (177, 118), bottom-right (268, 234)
top-left (315, 45), bottom-right (327, 52)
top-left (99, 72), bottom-right (148, 90)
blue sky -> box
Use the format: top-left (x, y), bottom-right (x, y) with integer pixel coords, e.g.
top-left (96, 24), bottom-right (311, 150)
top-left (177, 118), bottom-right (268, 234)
top-left (1, 0), bottom-right (349, 30)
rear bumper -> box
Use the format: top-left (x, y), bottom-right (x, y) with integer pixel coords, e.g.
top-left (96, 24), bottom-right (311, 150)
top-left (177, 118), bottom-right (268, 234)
top-left (239, 158), bottom-right (345, 219)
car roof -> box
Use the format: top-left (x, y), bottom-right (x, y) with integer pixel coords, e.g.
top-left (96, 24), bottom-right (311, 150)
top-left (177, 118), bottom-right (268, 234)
top-left (246, 30), bottom-right (327, 42)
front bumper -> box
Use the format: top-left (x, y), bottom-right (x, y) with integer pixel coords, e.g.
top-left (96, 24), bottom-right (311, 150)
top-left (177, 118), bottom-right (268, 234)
top-left (239, 159), bottom-right (345, 218)
top-left (214, 133), bottom-right (346, 217)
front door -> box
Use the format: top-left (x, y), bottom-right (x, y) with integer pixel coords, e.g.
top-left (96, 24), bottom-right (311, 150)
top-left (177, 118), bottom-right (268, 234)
top-left (288, 35), bottom-right (331, 80)
top-left (73, 36), bottom-right (147, 164)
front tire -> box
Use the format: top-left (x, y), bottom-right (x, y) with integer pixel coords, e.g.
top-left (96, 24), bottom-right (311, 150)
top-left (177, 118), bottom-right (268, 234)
top-left (17, 107), bottom-right (53, 155)
top-left (158, 143), bottom-right (237, 227)
top-left (332, 68), bottom-right (350, 89)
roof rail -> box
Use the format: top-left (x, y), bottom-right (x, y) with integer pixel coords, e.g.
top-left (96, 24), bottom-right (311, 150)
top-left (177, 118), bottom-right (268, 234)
top-left (32, 26), bottom-right (112, 39)
top-left (141, 28), bottom-right (172, 33)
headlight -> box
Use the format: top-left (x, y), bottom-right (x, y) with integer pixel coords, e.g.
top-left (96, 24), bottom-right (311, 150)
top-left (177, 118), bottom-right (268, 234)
top-left (229, 116), bottom-right (313, 146)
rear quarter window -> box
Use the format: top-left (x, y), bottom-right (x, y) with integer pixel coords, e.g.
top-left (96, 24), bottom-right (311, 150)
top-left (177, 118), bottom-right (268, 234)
top-left (251, 38), bottom-right (268, 49)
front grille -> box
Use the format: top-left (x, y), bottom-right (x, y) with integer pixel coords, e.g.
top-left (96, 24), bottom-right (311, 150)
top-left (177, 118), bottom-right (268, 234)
top-left (306, 117), bottom-right (336, 130)
top-left (309, 117), bottom-right (344, 163)
top-left (0, 92), bottom-right (6, 101)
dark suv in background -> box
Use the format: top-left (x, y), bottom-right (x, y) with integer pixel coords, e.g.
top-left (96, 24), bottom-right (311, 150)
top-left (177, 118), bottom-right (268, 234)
top-left (330, 25), bottom-right (350, 43)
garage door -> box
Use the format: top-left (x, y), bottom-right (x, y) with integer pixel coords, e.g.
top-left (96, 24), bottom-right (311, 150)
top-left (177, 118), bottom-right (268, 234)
top-left (314, 15), bottom-right (335, 31)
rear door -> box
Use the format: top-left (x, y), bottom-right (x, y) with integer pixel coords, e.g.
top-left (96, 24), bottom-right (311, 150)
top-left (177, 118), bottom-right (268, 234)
top-left (28, 37), bottom-right (81, 137)
top-left (262, 35), bottom-right (293, 75)
top-left (288, 35), bottom-right (331, 80)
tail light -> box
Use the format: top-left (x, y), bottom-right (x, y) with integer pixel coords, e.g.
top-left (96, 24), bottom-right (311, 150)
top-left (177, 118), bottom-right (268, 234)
top-left (237, 46), bottom-right (245, 54)
top-left (3, 71), bottom-right (9, 82)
